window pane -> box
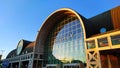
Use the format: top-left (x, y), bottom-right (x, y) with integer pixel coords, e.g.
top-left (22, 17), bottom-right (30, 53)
top-left (111, 35), bottom-right (120, 45)
top-left (87, 40), bottom-right (95, 49)
top-left (98, 38), bottom-right (108, 47)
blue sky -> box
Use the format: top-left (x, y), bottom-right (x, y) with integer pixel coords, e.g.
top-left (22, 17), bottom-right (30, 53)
top-left (0, 0), bottom-right (120, 59)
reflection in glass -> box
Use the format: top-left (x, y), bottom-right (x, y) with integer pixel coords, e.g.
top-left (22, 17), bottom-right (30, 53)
top-left (44, 17), bottom-right (86, 66)
top-left (98, 38), bottom-right (108, 47)
top-left (111, 35), bottom-right (120, 45)
top-left (87, 40), bottom-right (95, 49)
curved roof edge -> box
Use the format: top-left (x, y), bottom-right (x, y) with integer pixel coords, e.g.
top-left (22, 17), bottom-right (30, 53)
top-left (36, 8), bottom-right (86, 41)
top-left (6, 39), bottom-right (35, 59)
top-left (6, 49), bottom-right (16, 59)
top-left (34, 8), bottom-right (87, 53)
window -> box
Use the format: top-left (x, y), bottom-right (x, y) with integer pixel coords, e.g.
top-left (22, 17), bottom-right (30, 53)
top-left (26, 51), bottom-right (28, 53)
top-left (86, 40), bottom-right (95, 49)
top-left (34, 54), bottom-right (38, 58)
top-left (100, 27), bottom-right (106, 33)
top-left (39, 55), bottom-right (43, 59)
top-left (44, 17), bottom-right (85, 66)
top-left (111, 35), bottom-right (120, 45)
top-left (98, 38), bottom-right (108, 47)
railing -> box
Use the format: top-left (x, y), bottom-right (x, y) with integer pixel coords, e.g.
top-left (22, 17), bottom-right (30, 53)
top-left (2, 52), bottom-right (44, 63)
top-left (2, 52), bottom-right (34, 63)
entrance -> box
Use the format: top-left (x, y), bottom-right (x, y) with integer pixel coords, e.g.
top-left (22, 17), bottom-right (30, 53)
top-left (63, 63), bottom-right (84, 68)
top-left (21, 61), bottom-right (29, 68)
top-left (64, 65), bottom-right (79, 68)
top-left (46, 64), bottom-right (60, 68)
top-left (100, 49), bottom-right (120, 68)
top-left (12, 62), bottom-right (19, 68)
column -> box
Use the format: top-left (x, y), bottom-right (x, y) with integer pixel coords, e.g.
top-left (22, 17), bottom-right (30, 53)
top-left (18, 61), bottom-right (21, 68)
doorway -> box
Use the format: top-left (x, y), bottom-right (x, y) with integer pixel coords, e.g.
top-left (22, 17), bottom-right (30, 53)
top-left (63, 63), bottom-right (84, 68)
top-left (46, 64), bottom-right (60, 68)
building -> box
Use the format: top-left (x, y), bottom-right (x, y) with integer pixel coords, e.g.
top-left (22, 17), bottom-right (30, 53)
top-left (2, 6), bottom-right (120, 68)
top-left (0, 55), bottom-right (1, 60)
top-left (0, 55), bottom-right (2, 68)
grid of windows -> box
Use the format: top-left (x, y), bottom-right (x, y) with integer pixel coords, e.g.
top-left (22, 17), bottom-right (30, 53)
top-left (44, 16), bottom-right (86, 66)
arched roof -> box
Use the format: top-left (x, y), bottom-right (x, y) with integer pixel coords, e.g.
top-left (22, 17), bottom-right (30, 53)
top-left (34, 8), bottom-right (87, 53)
top-left (21, 42), bottom-right (35, 54)
top-left (6, 40), bottom-right (35, 58)
top-left (6, 49), bottom-right (16, 58)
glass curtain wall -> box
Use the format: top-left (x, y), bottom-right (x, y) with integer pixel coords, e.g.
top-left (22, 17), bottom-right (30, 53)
top-left (44, 16), bottom-right (86, 67)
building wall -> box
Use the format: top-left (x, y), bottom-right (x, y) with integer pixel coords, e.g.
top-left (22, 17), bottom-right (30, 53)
top-left (0, 55), bottom-right (2, 60)
top-left (88, 6), bottom-right (120, 37)
top-left (88, 10), bottom-right (114, 36)
top-left (111, 6), bottom-right (120, 29)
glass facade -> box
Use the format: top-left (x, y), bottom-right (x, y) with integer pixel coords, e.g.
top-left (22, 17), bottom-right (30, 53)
top-left (17, 40), bottom-right (23, 55)
top-left (44, 17), bottom-right (86, 67)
